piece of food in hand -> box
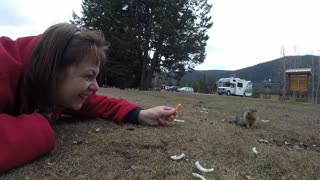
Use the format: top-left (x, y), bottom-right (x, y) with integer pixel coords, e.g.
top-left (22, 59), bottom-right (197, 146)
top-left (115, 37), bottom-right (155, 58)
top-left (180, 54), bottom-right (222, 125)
top-left (175, 103), bottom-right (182, 111)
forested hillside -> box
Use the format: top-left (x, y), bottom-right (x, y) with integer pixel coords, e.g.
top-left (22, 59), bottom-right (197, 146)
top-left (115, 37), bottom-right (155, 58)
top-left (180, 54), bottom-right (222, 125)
top-left (182, 55), bottom-right (320, 84)
top-left (180, 55), bottom-right (320, 102)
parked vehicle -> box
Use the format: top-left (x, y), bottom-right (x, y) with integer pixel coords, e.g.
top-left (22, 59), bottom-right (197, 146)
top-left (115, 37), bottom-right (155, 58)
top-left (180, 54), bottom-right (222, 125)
top-left (167, 86), bottom-right (180, 91)
top-left (216, 77), bottom-right (252, 96)
top-left (177, 87), bottom-right (194, 93)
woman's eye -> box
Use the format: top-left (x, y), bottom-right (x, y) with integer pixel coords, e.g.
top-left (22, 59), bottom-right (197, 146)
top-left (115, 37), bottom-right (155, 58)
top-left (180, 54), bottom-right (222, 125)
top-left (84, 74), bottom-right (93, 80)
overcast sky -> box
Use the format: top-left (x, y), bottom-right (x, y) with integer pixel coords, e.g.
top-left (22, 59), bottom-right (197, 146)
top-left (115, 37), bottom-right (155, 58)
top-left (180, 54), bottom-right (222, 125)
top-left (1, 0), bottom-right (320, 70)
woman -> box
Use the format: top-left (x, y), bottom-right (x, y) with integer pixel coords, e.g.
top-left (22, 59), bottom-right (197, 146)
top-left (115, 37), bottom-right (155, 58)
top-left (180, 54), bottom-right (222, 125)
top-left (0, 23), bottom-right (176, 172)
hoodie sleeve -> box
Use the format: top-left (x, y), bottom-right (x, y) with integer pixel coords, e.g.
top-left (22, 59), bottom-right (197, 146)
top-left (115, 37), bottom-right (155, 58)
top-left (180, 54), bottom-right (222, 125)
top-left (0, 35), bottom-right (52, 172)
top-left (0, 113), bottom-right (55, 172)
top-left (73, 92), bottom-right (140, 123)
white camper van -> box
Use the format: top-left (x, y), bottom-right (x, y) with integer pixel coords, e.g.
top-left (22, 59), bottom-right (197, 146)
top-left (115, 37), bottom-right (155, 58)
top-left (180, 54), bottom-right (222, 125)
top-left (216, 77), bottom-right (253, 96)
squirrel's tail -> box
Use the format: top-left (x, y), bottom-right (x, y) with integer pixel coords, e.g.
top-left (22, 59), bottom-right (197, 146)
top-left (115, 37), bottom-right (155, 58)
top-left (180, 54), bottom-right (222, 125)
top-left (223, 118), bottom-right (237, 124)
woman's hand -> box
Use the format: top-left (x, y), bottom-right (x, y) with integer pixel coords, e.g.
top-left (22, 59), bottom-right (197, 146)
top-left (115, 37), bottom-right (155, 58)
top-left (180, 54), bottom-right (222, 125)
top-left (138, 106), bottom-right (176, 126)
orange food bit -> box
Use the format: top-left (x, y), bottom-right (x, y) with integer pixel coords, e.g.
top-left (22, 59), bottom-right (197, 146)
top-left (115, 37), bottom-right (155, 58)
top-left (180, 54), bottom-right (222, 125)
top-left (175, 103), bottom-right (182, 111)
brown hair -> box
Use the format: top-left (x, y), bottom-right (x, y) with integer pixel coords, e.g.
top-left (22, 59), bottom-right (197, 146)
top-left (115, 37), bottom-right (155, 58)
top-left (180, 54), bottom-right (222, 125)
top-left (25, 23), bottom-right (108, 112)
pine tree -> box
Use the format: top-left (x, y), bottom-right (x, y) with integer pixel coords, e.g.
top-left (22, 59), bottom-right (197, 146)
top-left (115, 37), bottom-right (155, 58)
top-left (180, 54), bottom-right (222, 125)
top-left (72, 0), bottom-right (213, 89)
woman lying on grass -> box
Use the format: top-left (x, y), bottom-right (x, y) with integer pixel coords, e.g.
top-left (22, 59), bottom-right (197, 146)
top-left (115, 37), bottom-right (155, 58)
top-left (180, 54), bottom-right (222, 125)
top-left (0, 23), bottom-right (176, 172)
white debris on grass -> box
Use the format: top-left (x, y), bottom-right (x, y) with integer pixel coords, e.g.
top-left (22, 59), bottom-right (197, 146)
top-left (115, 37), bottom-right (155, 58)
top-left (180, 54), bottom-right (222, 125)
top-left (252, 147), bottom-right (258, 154)
top-left (195, 161), bottom-right (214, 173)
top-left (192, 173), bottom-right (206, 180)
top-left (258, 139), bottom-right (269, 144)
top-left (245, 175), bottom-right (256, 180)
top-left (170, 153), bottom-right (185, 160)
top-left (261, 119), bottom-right (269, 122)
top-left (200, 110), bottom-right (209, 114)
top-left (201, 108), bottom-right (208, 111)
top-left (200, 108), bottom-right (209, 114)
top-left (173, 119), bottom-right (185, 122)
top-left (47, 162), bottom-right (56, 166)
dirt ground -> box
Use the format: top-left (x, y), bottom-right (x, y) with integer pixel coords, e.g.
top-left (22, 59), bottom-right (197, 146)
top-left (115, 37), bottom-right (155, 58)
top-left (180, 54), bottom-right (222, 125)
top-left (1, 88), bottom-right (320, 180)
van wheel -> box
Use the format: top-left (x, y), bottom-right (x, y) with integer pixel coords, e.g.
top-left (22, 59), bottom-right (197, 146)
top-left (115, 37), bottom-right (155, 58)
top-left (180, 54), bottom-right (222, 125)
top-left (226, 91), bottom-right (230, 96)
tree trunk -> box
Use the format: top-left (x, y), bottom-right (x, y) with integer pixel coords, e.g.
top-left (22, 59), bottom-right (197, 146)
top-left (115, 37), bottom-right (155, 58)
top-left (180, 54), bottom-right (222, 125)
top-left (139, 47), bottom-right (149, 90)
top-left (316, 58), bottom-right (320, 104)
top-left (139, 5), bottom-right (152, 90)
top-left (145, 51), bottom-right (160, 89)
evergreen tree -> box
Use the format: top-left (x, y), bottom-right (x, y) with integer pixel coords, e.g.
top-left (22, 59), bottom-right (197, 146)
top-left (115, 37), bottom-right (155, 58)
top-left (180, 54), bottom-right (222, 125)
top-left (72, 0), bottom-right (213, 90)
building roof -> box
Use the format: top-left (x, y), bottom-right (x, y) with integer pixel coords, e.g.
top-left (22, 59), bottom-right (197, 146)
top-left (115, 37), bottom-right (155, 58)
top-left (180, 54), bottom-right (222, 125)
top-left (285, 68), bottom-right (312, 75)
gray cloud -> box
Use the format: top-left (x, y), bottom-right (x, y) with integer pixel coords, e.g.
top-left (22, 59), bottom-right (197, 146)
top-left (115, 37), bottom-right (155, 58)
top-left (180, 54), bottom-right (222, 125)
top-left (0, 0), bottom-right (30, 26)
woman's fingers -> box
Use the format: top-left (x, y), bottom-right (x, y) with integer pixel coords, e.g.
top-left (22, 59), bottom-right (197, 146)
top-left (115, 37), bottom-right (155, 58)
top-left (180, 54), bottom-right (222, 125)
top-left (158, 118), bottom-right (168, 126)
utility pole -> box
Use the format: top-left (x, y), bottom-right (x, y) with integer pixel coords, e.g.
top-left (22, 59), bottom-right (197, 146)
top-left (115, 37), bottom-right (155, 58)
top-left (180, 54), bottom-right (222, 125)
top-left (311, 51), bottom-right (314, 103)
top-left (316, 50), bottom-right (320, 104)
top-left (293, 45), bottom-right (298, 68)
top-left (281, 45), bottom-right (286, 91)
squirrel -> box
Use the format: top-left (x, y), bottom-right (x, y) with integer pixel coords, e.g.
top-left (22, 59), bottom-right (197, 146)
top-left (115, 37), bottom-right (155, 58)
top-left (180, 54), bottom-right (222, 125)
top-left (235, 108), bottom-right (259, 128)
top-left (224, 108), bottom-right (259, 128)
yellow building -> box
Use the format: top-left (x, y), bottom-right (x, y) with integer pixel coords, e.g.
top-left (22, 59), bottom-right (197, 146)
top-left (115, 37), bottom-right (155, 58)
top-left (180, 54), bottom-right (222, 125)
top-left (285, 68), bottom-right (312, 102)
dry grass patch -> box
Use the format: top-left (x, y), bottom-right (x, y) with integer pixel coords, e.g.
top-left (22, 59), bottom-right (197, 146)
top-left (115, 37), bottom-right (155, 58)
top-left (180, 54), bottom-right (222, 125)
top-left (2, 88), bottom-right (320, 179)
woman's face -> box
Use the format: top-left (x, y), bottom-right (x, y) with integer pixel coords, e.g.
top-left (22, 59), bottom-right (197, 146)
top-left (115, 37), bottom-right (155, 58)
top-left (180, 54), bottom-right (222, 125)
top-left (55, 58), bottom-right (100, 110)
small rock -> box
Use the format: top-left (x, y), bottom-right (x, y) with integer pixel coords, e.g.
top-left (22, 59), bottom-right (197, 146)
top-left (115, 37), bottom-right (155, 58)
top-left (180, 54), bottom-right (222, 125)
top-left (293, 145), bottom-right (303, 150)
top-left (245, 175), bottom-right (256, 180)
top-left (273, 140), bottom-right (283, 146)
top-left (131, 165), bottom-right (139, 170)
top-left (47, 162), bottom-right (56, 166)
top-left (201, 108), bottom-right (208, 111)
top-left (76, 141), bottom-right (82, 144)
top-left (95, 128), bottom-right (101, 132)
top-left (72, 140), bottom-right (83, 145)
top-left (127, 127), bottom-right (135, 131)
top-left (284, 141), bottom-right (290, 145)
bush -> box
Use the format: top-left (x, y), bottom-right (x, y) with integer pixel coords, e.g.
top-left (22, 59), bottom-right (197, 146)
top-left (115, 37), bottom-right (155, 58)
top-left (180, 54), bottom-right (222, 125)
top-left (252, 88), bottom-right (260, 98)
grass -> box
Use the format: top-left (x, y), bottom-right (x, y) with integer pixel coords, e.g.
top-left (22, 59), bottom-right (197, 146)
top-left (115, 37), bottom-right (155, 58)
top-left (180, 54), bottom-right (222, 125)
top-left (1, 88), bottom-right (320, 180)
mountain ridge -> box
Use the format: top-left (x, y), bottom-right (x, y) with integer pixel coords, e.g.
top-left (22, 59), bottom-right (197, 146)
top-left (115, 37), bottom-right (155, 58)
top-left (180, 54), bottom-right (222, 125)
top-left (182, 55), bottom-right (320, 84)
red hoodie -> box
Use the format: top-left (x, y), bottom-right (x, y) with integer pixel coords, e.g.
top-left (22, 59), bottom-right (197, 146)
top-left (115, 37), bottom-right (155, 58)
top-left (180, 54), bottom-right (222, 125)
top-left (0, 35), bottom-right (139, 172)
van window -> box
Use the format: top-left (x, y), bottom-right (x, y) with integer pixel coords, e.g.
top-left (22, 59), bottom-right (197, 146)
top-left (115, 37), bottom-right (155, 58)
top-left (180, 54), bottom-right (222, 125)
top-left (225, 82), bottom-right (232, 87)
top-left (237, 83), bottom-right (243, 87)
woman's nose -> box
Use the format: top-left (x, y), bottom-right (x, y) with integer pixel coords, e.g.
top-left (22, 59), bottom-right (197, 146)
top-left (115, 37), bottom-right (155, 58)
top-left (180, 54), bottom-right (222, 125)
top-left (88, 80), bottom-right (99, 91)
